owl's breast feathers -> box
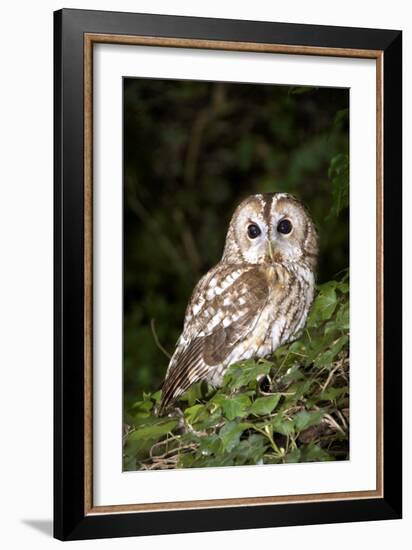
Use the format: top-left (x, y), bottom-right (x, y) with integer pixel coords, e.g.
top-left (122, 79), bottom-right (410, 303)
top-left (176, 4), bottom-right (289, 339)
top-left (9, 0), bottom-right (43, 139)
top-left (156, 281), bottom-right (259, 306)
top-left (160, 263), bottom-right (313, 411)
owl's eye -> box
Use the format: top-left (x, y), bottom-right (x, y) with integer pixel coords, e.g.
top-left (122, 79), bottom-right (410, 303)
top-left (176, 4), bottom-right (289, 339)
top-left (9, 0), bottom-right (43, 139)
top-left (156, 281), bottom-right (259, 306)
top-left (247, 223), bottom-right (261, 239)
top-left (277, 219), bottom-right (293, 235)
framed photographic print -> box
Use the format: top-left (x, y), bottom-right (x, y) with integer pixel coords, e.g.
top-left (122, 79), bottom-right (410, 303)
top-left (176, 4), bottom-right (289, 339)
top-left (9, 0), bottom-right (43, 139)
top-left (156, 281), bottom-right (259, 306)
top-left (54, 8), bottom-right (402, 541)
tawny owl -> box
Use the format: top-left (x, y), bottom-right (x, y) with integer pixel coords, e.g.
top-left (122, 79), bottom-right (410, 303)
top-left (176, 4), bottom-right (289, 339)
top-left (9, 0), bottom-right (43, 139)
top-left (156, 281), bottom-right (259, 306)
top-left (160, 193), bottom-right (318, 411)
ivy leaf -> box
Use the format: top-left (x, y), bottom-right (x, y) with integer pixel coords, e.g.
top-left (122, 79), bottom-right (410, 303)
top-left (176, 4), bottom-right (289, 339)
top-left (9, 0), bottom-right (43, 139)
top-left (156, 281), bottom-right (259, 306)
top-left (294, 410), bottom-right (324, 432)
top-left (301, 442), bottom-right (334, 462)
top-left (250, 395), bottom-right (280, 416)
top-left (123, 455), bottom-right (138, 471)
top-left (232, 434), bottom-right (268, 464)
top-left (151, 390), bottom-right (162, 404)
top-left (223, 359), bottom-right (272, 390)
top-left (128, 399), bottom-right (153, 415)
top-left (128, 418), bottom-right (178, 441)
top-left (308, 284), bottom-right (338, 326)
top-left (224, 395), bottom-right (252, 420)
top-left (280, 364), bottom-right (305, 384)
top-left (335, 301), bottom-right (349, 330)
top-left (194, 408), bottom-right (223, 430)
top-left (219, 421), bottom-right (249, 452)
top-left (269, 415), bottom-right (295, 436)
top-left (285, 447), bottom-right (301, 463)
top-left (286, 379), bottom-right (313, 402)
top-left (124, 269), bottom-right (350, 470)
top-left (319, 386), bottom-right (348, 402)
top-left (314, 335), bottom-right (348, 368)
top-left (178, 381), bottom-right (208, 405)
top-left (327, 153), bottom-right (349, 219)
top-left (336, 280), bottom-right (349, 294)
top-left (198, 434), bottom-right (222, 456)
top-left (184, 404), bottom-right (208, 424)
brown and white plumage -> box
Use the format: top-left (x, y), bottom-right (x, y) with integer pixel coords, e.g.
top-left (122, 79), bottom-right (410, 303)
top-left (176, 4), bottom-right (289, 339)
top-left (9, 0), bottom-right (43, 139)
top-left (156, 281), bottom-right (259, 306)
top-left (160, 193), bottom-right (318, 411)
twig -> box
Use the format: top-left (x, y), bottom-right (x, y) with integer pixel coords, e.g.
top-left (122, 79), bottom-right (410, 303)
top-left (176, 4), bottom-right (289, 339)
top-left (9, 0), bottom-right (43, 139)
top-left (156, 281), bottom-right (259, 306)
top-left (150, 319), bottom-right (172, 360)
top-left (184, 83), bottom-right (227, 187)
top-left (336, 409), bottom-right (348, 431)
top-left (321, 362), bottom-right (341, 392)
top-left (172, 209), bottom-right (201, 275)
top-left (323, 413), bottom-right (346, 436)
top-left (125, 176), bottom-right (186, 275)
top-left (251, 424), bottom-right (283, 457)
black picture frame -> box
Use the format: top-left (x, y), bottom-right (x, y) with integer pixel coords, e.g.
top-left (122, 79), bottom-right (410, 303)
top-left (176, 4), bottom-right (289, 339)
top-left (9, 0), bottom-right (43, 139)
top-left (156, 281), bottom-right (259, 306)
top-left (54, 8), bottom-right (402, 541)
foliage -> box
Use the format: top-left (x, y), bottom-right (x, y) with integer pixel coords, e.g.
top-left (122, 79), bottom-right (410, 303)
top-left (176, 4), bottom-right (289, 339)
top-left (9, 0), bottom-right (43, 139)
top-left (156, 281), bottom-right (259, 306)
top-left (123, 79), bottom-right (349, 407)
top-left (123, 273), bottom-right (349, 470)
top-left (327, 152), bottom-right (349, 219)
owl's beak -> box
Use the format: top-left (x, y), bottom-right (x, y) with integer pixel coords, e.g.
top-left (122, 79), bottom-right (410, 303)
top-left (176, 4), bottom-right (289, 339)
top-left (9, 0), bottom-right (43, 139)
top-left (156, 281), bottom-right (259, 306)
top-left (267, 240), bottom-right (275, 263)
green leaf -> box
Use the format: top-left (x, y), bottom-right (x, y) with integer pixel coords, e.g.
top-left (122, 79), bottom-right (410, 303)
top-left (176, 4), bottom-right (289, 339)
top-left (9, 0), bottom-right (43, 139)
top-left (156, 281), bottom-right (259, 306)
top-left (327, 153), bottom-right (349, 219)
top-left (223, 359), bottom-right (272, 390)
top-left (232, 434), bottom-right (268, 464)
top-left (178, 453), bottom-right (197, 468)
top-left (178, 381), bottom-right (207, 405)
top-left (193, 408), bottom-right (223, 430)
top-left (308, 284), bottom-right (338, 326)
top-left (285, 447), bottom-right (301, 463)
top-left (270, 415), bottom-right (295, 436)
top-left (314, 335), bottom-right (348, 368)
top-left (192, 452), bottom-right (237, 468)
top-left (219, 421), bottom-right (249, 452)
top-left (151, 390), bottom-right (162, 404)
top-left (128, 418), bottom-right (178, 441)
top-left (335, 301), bottom-right (349, 330)
top-left (294, 410), bottom-right (324, 432)
top-left (184, 404), bottom-right (208, 424)
top-left (319, 385), bottom-right (348, 402)
top-left (123, 454), bottom-right (138, 471)
top-left (250, 395), bottom-right (280, 416)
top-left (286, 378), bottom-right (313, 402)
top-left (280, 364), bottom-right (306, 384)
top-left (222, 394), bottom-right (252, 421)
top-left (301, 442), bottom-right (334, 462)
top-left (124, 437), bottom-right (155, 463)
top-left (336, 280), bottom-right (349, 294)
top-left (198, 434), bottom-right (222, 456)
top-left (128, 399), bottom-right (153, 416)
top-left (123, 268), bottom-right (350, 470)
top-left (304, 331), bottom-right (336, 364)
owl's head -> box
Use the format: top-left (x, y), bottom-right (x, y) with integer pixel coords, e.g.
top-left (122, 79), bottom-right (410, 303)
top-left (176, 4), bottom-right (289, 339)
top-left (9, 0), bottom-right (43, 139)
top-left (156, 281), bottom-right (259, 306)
top-left (222, 193), bottom-right (318, 271)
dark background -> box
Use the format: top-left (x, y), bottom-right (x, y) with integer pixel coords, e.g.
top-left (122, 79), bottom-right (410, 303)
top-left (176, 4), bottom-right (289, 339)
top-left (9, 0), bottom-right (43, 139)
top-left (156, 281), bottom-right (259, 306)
top-left (123, 78), bottom-right (349, 409)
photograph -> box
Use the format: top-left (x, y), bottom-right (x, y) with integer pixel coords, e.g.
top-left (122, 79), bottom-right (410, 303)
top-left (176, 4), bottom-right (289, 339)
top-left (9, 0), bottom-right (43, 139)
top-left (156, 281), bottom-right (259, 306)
top-left (0, 0), bottom-right (407, 545)
top-left (52, 7), bottom-right (402, 541)
top-left (122, 77), bottom-right (350, 471)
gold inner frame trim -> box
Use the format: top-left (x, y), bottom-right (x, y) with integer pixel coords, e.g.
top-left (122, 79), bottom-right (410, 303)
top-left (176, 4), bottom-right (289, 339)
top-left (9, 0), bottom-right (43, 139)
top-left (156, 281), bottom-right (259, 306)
top-left (84, 33), bottom-right (384, 515)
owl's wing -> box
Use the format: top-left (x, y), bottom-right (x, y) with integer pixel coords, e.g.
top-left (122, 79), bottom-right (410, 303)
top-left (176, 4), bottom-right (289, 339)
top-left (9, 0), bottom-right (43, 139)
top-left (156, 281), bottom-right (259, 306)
top-left (160, 266), bottom-right (269, 411)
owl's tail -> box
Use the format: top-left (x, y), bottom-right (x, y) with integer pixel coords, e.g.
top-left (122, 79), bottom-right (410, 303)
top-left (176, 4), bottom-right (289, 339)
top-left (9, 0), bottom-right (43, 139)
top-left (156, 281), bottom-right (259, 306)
top-left (159, 337), bottom-right (207, 414)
